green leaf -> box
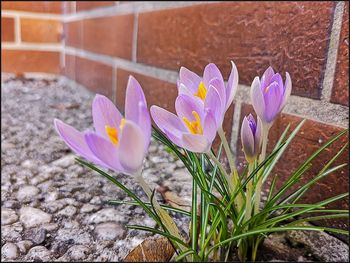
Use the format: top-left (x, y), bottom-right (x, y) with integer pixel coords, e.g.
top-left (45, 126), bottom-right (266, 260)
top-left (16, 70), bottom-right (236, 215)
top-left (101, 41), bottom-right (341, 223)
top-left (107, 200), bottom-right (191, 216)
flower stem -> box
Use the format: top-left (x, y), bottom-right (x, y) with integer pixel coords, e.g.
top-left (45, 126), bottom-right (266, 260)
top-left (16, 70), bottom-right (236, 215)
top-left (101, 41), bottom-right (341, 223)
top-left (244, 161), bottom-right (255, 223)
top-left (134, 173), bottom-right (187, 253)
top-left (218, 126), bottom-right (236, 173)
top-left (207, 151), bottom-right (243, 211)
top-left (254, 125), bottom-right (269, 215)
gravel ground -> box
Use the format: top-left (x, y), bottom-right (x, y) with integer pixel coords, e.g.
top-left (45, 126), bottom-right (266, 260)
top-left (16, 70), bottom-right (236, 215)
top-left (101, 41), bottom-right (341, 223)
top-left (1, 75), bottom-right (348, 262)
top-left (1, 75), bottom-right (191, 261)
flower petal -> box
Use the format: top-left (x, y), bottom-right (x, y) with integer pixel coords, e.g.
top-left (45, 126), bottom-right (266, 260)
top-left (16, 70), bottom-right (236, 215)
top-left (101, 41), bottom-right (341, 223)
top-left (125, 75), bottom-right (147, 124)
top-left (250, 77), bottom-right (265, 121)
top-left (264, 82), bottom-right (283, 123)
top-left (254, 116), bottom-right (263, 154)
top-left (54, 119), bottom-right (104, 166)
top-left (280, 72), bottom-right (292, 111)
top-left (225, 60), bottom-right (239, 111)
top-left (118, 120), bottom-right (147, 174)
top-left (260, 66), bottom-right (275, 91)
top-left (92, 94), bottom-right (123, 138)
top-left (241, 116), bottom-right (255, 161)
top-left (137, 101), bottom-right (151, 151)
top-left (175, 94), bottom-right (204, 122)
top-left (179, 66), bottom-right (201, 93)
top-left (181, 133), bottom-right (210, 153)
top-left (203, 63), bottom-right (224, 87)
top-left (203, 111), bottom-right (218, 143)
top-left (204, 86), bottom-right (223, 127)
top-left (84, 132), bottom-right (122, 172)
top-left (150, 105), bottom-right (187, 138)
top-left (208, 77), bottom-right (226, 112)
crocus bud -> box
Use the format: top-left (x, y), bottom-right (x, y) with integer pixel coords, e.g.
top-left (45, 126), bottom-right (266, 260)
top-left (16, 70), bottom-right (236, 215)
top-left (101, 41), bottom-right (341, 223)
top-left (241, 114), bottom-right (262, 163)
top-left (250, 66), bottom-right (292, 126)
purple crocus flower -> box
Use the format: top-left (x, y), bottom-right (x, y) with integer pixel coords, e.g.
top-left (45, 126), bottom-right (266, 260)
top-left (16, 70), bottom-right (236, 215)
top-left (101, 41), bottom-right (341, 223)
top-left (241, 114), bottom-right (262, 163)
top-left (54, 76), bottom-right (151, 175)
top-left (150, 93), bottom-right (219, 153)
top-left (178, 61), bottom-right (238, 126)
top-left (250, 66), bottom-right (292, 125)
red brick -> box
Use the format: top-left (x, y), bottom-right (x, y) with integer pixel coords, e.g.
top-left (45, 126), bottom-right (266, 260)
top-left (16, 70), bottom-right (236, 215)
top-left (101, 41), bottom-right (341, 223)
top-left (61, 2), bottom-right (75, 14)
top-left (63, 54), bottom-right (76, 80)
top-left (1, 2), bottom-right (62, 13)
top-left (137, 2), bottom-right (334, 99)
top-left (66, 55), bottom-right (113, 99)
top-left (65, 15), bottom-right (134, 59)
top-left (63, 21), bottom-right (82, 48)
top-left (331, 2), bottom-right (349, 106)
top-left (1, 49), bottom-right (60, 74)
top-left (116, 69), bottom-right (177, 113)
top-left (236, 103), bottom-right (349, 231)
top-left (21, 18), bottom-right (62, 43)
top-left (76, 1), bottom-right (115, 12)
top-left (1, 17), bottom-right (15, 42)
top-left (116, 69), bottom-right (234, 150)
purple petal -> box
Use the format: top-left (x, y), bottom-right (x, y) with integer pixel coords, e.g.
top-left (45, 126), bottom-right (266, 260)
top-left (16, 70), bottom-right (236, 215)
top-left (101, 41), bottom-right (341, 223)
top-left (178, 83), bottom-right (194, 97)
top-left (208, 78), bottom-right (226, 112)
top-left (54, 119), bottom-right (105, 166)
top-left (125, 76), bottom-right (147, 124)
top-left (204, 86), bottom-right (223, 127)
top-left (118, 120), bottom-right (146, 174)
top-left (203, 63), bottom-right (224, 87)
top-left (203, 111), bottom-right (217, 143)
top-left (241, 116), bottom-right (255, 160)
top-left (260, 66), bottom-right (275, 91)
top-left (179, 66), bottom-right (201, 93)
top-left (175, 94), bottom-right (204, 123)
top-left (137, 102), bottom-right (151, 151)
top-left (92, 94), bottom-right (123, 138)
top-left (181, 134), bottom-right (210, 153)
top-left (226, 61), bottom-right (239, 111)
top-left (264, 82), bottom-right (283, 123)
top-left (163, 127), bottom-right (184, 148)
top-left (85, 132), bottom-right (122, 172)
top-left (280, 72), bottom-right (292, 111)
top-left (254, 116), bottom-right (263, 153)
top-left (250, 77), bottom-right (265, 122)
top-left (150, 105), bottom-right (187, 138)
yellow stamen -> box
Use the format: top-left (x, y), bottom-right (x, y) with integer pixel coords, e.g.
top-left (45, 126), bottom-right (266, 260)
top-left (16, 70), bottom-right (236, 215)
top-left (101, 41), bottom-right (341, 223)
top-left (105, 126), bottom-right (119, 145)
top-left (119, 118), bottom-right (126, 130)
top-left (182, 111), bottom-right (203, 135)
top-left (194, 82), bottom-right (207, 101)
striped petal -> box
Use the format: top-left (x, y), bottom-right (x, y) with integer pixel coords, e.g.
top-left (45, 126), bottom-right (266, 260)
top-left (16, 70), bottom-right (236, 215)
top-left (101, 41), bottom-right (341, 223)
top-left (92, 94), bottom-right (123, 138)
top-left (54, 119), bottom-right (105, 166)
top-left (181, 134), bottom-right (210, 153)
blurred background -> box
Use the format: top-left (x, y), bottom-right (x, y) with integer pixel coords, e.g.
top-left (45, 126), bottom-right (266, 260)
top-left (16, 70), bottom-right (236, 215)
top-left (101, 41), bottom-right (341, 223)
top-left (1, 0), bottom-right (349, 253)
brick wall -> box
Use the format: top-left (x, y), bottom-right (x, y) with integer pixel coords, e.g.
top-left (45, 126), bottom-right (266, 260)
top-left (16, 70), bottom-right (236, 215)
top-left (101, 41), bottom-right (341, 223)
top-left (1, 1), bottom-right (349, 232)
top-left (1, 1), bottom-right (62, 74)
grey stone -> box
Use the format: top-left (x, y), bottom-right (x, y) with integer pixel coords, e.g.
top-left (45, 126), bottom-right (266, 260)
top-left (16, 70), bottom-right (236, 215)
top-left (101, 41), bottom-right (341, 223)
top-left (16, 185), bottom-right (40, 202)
top-left (287, 227), bottom-right (349, 262)
top-left (1, 243), bottom-right (19, 260)
top-left (51, 154), bottom-right (75, 168)
top-left (25, 246), bottom-right (52, 261)
top-left (1, 208), bottom-right (18, 225)
top-left (19, 207), bottom-right (52, 228)
top-left (1, 222), bottom-right (23, 242)
top-left (94, 222), bottom-right (126, 241)
top-left (57, 205), bottom-right (77, 217)
top-left (24, 227), bottom-right (47, 245)
top-left (64, 245), bottom-right (90, 260)
top-left (87, 208), bottom-right (125, 224)
top-left (80, 204), bottom-right (100, 213)
top-left (16, 240), bottom-right (33, 254)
